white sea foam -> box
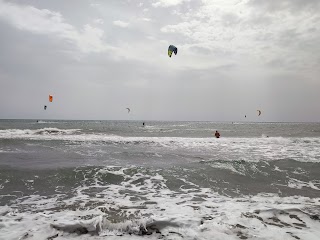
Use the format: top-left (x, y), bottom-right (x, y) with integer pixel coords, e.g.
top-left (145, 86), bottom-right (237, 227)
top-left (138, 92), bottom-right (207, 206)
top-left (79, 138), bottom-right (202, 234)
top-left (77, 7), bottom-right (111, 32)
top-left (287, 178), bottom-right (320, 191)
top-left (35, 121), bottom-right (60, 124)
top-left (1, 128), bottom-right (320, 162)
top-left (0, 128), bottom-right (80, 136)
top-left (1, 166), bottom-right (320, 240)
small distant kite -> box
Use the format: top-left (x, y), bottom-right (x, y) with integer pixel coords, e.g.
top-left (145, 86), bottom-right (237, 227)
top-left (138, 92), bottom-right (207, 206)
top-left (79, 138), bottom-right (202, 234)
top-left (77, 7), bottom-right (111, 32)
top-left (168, 45), bottom-right (178, 58)
top-left (126, 108), bottom-right (130, 113)
top-left (44, 95), bottom-right (53, 110)
top-left (257, 110), bottom-right (261, 116)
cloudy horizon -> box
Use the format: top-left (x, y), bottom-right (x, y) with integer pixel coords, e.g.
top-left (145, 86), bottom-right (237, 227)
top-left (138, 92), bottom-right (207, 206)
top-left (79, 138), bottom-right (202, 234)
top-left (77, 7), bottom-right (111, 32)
top-left (0, 0), bottom-right (319, 122)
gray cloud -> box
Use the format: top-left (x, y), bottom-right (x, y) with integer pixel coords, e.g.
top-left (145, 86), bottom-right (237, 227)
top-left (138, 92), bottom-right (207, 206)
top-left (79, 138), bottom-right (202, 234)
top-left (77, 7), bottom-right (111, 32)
top-left (249, 0), bottom-right (320, 13)
top-left (0, 0), bottom-right (319, 121)
top-left (221, 13), bottom-right (241, 27)
top-left (0, 0), bottom-right (111, 54)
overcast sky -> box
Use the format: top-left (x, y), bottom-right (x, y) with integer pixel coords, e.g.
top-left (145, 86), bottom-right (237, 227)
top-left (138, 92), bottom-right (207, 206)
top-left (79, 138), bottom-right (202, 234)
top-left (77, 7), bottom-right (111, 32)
top-left (0, 0), bottom-right (319, 122)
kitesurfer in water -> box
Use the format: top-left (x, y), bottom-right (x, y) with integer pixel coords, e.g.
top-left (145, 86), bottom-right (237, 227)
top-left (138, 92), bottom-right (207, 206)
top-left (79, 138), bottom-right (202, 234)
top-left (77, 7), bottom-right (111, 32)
top-left (215, 130), bottom-right (220, 138)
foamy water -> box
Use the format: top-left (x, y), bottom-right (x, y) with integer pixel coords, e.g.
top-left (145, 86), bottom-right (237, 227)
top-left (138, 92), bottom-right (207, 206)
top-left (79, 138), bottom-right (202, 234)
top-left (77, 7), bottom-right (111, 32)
top-left (1, 120), bottom-right (320, 239)
top-left (1, 166), bottom-right (320, 240)
top-left (0, 128), bottom-right (319, 163)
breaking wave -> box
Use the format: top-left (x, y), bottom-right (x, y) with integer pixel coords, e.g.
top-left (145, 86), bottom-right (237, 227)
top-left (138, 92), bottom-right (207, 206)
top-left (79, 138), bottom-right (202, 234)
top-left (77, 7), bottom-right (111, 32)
top-left (1, 128), bottom-right (320, 163)
top-left (1, 166), bottom-right (320, 240)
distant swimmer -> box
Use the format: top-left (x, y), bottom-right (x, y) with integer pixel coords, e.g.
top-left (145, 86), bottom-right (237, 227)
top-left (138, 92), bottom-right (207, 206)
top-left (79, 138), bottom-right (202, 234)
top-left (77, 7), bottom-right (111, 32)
top-left (142, 122), bottom-right (145, 126)
top-left (44, 105), bottom-right (47, 110)
top-left (214, 130), bottom-right (220, 138)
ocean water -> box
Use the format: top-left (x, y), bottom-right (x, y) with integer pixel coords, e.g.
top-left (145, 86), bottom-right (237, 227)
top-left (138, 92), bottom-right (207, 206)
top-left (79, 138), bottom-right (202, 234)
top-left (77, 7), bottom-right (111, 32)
top-left (0, 119), bottom-right (320, 240)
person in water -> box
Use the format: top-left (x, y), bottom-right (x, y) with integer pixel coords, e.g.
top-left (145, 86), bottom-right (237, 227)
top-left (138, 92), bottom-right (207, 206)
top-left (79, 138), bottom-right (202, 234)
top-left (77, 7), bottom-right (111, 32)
top-left (215, 130), bottom-right (220, 138)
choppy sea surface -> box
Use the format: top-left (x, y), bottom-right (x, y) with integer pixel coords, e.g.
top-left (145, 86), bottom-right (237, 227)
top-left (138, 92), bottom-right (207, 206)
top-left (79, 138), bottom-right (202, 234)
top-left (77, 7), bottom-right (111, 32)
top-left (0, 119), bottom-right (320, 240)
